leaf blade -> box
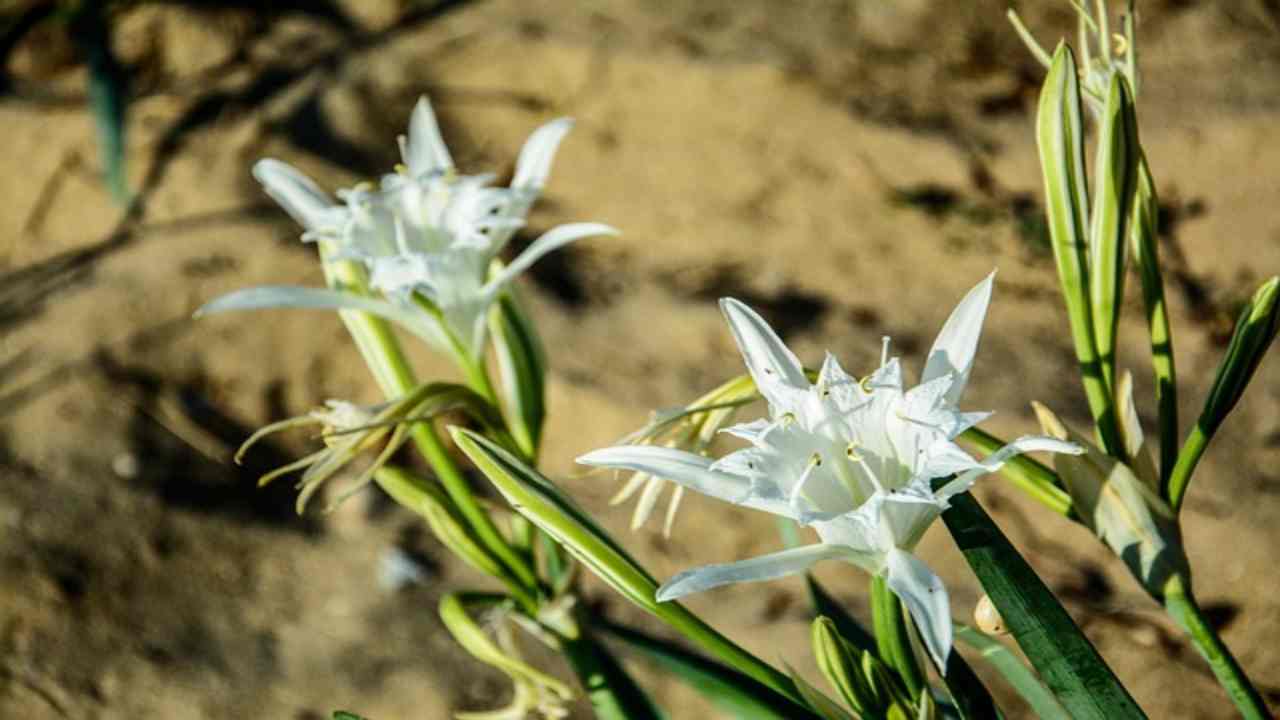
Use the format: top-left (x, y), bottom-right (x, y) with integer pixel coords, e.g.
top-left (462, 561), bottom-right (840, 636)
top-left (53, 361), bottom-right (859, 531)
top-left (939, 490), bottom-right (1146, 719)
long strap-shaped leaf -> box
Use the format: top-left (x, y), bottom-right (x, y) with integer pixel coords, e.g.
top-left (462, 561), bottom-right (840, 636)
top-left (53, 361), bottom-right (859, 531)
top-left (602, 620), bottom-right (802, 719)
top-left (559, 628), bottom-right (666, 720)
top-left (1037, 42), bottom-right (1122, 455)
top-left (451, 427), bottom-right (821, 717)
top-left (940, 490), bottom-right (1146, 720)
top-left (956, 625), bottom-right (1069, 720)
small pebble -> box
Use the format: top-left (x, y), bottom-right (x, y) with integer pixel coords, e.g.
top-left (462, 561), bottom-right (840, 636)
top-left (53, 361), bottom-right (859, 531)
top-left (111, 452), bottom-right (140, 480)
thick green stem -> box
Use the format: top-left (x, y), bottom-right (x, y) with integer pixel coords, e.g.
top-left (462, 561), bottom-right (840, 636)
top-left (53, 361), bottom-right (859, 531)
top-left (1165, 425), bottom-right (1207, 514)
top-left (962, 427), bottom-right (1075, 518)
top-left (325, 258), bottom-right (538, 593)
top-left (1163, 575), bottom-right (1271, 720)
top-left (871, 575), bottom-right (925, 699)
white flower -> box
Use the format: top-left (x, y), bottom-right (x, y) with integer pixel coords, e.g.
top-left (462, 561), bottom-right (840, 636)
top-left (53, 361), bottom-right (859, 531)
top-left (578, 274), bottom-right (1081, 670)
top-left (210, 96), bottom-right (616, 359)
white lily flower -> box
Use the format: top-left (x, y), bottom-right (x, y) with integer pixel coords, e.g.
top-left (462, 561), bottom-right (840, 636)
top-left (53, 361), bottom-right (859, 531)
top-left (578, 273), bottom-right (1081, 670)
top-left (203, 96), bottom-right (616, 359)
top-left (355, 97), bottom-right (610, 357)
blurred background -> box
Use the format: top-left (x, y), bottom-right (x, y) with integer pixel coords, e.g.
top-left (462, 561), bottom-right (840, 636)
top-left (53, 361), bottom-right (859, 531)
top-left (2, 0), bottom-right (1279, 717)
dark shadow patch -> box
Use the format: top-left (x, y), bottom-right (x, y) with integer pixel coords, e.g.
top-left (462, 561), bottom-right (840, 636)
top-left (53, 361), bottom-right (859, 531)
top-left (659, 264), bottom-right (829, 340)
top-left (94, 352), bottom-right (320, 534)
top-left (1200, 601), bottom-right (1241, 632)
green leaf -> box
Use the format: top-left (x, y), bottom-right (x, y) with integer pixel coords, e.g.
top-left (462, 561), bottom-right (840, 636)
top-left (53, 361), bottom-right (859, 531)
top-left (787, 664), bottom-right (857, 720)
top-left (439, 592), bottom-right (574, 700)
top-left (1088, 73), bottom-right (1140, 396)
top-left (560, 631), bottom-right (666, 720)
top-left (1129, 155), bottom-right (1178, 483)
top-left (1037, 43), bottom-right (1121, 455)
top-left (961, 427), bottom-right (1073, 517)
top-left (955, 625), bottom-right (1069, 720)
top-left (489, 287), bottom-right (548, 461)
top-left (871, 575), bottom-right (925, 698)
top-left (602, 620), bottom-right (804, 719)
top-left (805, 574), bottom-right (877, 656)
top-left (374, 466), bottom-right (537, 610)
top-left (449, 428), bottom-right (815, 712)
top-left (71, 2), bottom-right (129, 205)
top-left (1167, 276), bottom-right (1280, 512)
top-left (935, 640), bottom-right (1001, 720)
top-left (939, 490), bottom-right (1146, 719)
top-left (333, 712), bottom-right (368, 720)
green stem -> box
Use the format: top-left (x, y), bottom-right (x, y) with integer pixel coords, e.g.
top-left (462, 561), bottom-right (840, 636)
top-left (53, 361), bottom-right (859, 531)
top-left (962, 427), bottom-right (1075, 518)
top-left (1165, 425), bottom-right (1207, 514)
top-left (325, 258), bottom-right (538, 593)
top-left (871, 575), bottom-right (925, 699)
top-left (1163, 575), bottom-right (1271, 720)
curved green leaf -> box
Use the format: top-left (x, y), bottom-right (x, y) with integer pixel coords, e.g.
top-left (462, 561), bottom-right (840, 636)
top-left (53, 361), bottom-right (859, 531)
top-left (602, 620), bottom-right (801, 719)
top-left (955, 625), bottom-right (1068, 720)
top-left (489, 286), bottom-right (547, 461)
top-left (939, 490), bottom-right (1145, 719)
top-left (450, 428), bottom-right (819, 716)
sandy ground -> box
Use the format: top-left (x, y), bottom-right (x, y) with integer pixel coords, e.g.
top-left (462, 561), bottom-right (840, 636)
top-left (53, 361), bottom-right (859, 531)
top-left (2, 1), bottom-right (1280, 717)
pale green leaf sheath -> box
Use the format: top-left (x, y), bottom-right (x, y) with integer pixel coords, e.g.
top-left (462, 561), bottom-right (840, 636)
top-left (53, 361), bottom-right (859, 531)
top-left (579, 273), bottom-right (1080, 671)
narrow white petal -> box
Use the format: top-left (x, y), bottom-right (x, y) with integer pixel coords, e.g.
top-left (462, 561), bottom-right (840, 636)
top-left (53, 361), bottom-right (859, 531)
top-left (195, 285), bottom-right (449, 351)
top-left (922, 271), bottom-right (995, 405)
top-left (936, 434), bottom-right (1083, 501)
top-left (512, 118), bottom-right (574, 190)
top-left (663, 484), bottom-right (685, 538)
top-left (719, 298), bottom-right (809, 409)
top-left (401, 96), bottom-right (454, 175)
top-left (656, 544), bottom-right (855, 602)
top-left (252, 159), bottom-right (337, 231)
top-left (486, 223), bottom-right (618, 294)
top-left (577, 445), bottom-right (791, 517)
top-left (884, 548), bottom-right (953, 672)
top-left (609, 473), bottom-right (648, 505)
top-left (632, 475), bottom-right (665, 530)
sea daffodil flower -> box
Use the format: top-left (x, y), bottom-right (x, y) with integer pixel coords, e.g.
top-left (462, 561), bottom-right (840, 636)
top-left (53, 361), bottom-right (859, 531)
top-left (578, 274), bottom-right (1081, 669)
top-left (200, 96), bottom-right (615, 359)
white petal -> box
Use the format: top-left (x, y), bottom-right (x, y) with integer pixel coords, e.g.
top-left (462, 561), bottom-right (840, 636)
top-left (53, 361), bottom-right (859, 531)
top-left (873, 488), bottom-right (945, 551)
top-left (922, 271), bottom-right (995, 405)
top-left (252, 159), bottom-right (339, 231)
top-left (936, 434), bottom-right (1083, 501)
top-left (577, 445), bottom-right (791, 517)
top-left (655, 544), bottom-right (856, 602)
top-left (609, 473), bottom-right (648, 505)
top-left (400, 97), bottom-right (454, 175)
top-left (632, 475), bottom-right (665, 530)
top-left (719, 418), bottom-right (771, 443)
top-left (512, 118), bottom-right (574, 190)
top-left (884, 548), bottom-right (953, 672)
top-left (195, 285), bottom-right (449, 351)
top-left (485, 223), bottom-right (618, 294)
top-left (719, 298), bottom-right (809, 410)
top-left (918, 440), bottom-right (982, 478)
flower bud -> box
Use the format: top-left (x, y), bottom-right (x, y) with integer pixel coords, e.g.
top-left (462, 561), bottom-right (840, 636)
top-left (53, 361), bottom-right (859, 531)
top-left (812, 617), bottom-right (877, 715)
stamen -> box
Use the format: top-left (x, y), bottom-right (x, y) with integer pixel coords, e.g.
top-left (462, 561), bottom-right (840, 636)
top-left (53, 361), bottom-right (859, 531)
top-left (880, 336), bottom-right (891, 366)
top-left (1111, 32), bottom-right (1127, 56)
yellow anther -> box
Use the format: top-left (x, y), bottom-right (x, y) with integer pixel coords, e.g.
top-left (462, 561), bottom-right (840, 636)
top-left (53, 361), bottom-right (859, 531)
top-left (1112, 32), bottom-right (1128, 57)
